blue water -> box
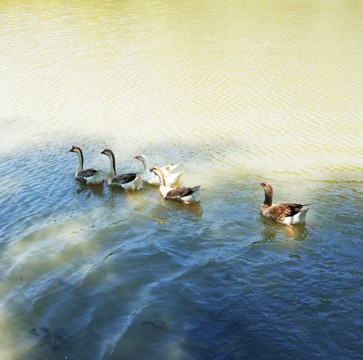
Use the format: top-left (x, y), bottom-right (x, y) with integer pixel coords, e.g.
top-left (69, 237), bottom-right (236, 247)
top-left (0, 141), bottom-right (362, 360)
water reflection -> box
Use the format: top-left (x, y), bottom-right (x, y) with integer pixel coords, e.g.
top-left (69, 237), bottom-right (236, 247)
top-left (159, 199), bottom-right (203, 216)
top-left (76, 183), bottom-right (105, 197)
top-left (255, 216), bottom-right (309, 244)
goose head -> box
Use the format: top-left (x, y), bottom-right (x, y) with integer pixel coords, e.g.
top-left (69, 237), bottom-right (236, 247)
top-left (101, 148), bottom-right (115, 157)
top-left (260, 182), bottom-right (272, 192)
top-left (101, 149), bottom-right (117, 174)
top-left (134, 154), bottom-right (147, 164)
top-left (69, 146), bottom-right (84, 169)
top-left (69, 145), bottom-right (82, 153)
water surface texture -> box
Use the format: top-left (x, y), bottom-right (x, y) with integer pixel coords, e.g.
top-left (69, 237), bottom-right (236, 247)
top-left (0, 1), bottom-right (362, 359)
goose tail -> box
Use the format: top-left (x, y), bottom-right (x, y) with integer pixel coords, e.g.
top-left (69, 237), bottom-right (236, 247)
top-left (190, 185), bottom-right (201, 202)
top-left (292, 206), bottom-right (310, 224)
top-left (86, 170), bottom-right (104, 185)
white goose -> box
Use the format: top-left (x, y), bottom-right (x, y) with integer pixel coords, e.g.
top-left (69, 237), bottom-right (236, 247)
top-left (135, 154), bottom-right (184, 186)
top-left (260, 182), bottom-right (310, 225)
top-left (152, 166), bottom-right (201, 204)
top-left (101, 149), bottom-right (143, 191)
top-left (69, 146), bottom-right (103, 185)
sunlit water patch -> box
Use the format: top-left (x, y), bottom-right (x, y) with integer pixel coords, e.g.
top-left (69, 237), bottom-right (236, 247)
top-left (0, 0), bottom-right (362, 359)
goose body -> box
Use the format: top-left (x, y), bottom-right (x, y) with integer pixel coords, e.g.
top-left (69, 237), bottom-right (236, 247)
top-left (152, 166), bottom-right (201, 204)
top-left (260, 182), bottom-right (310, 225)
top-left (101, 149), bottom-right (143, 191)
top-left (135, 154), bottom-right (184, 186)
top-left (69, 146), bottom-right (103, 185)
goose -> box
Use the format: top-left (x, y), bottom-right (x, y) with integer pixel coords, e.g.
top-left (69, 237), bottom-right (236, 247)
top-left (101, 149), bottom-right (143, 191)
top-left (260, 182), bottom-right (310, 225)
top-left (69, 146), bottom-right (103, 185)
top-left (135, 154), bottom-right (184, 186)
top-left (152, 166), bottom-right (201, 204)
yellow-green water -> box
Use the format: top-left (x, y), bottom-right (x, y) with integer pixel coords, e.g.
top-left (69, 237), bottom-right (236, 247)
top-left (0, 1), bottom-right (362, 359)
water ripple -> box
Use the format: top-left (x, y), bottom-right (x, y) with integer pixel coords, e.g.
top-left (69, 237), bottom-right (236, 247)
top-left (0, 1), bottom-right (362, 359)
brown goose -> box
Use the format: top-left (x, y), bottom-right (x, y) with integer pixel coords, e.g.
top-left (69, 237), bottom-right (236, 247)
top-left (152, 166), bottom-right (201, 204)
top-left (260, 182), bottom-right (310, 225)
top-left (101, 149), bottom-right (143, 191)
top-left (69, 146), bottom-right (103, 185)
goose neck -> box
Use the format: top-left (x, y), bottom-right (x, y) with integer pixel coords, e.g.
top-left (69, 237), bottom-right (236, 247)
top-left (76, 149), bottom-right (84, 171)
top-left (154, 167), bottom-right (166, 186)
top-left (107, 152), bottom-right (116, 176)
top-left (263, 186), bottom-right (273, 206)
top-left (141, 156), bottom-right (151, 175)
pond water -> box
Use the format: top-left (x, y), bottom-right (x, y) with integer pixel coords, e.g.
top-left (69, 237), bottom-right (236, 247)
top-left (0, 1), bottom-right (362, 359)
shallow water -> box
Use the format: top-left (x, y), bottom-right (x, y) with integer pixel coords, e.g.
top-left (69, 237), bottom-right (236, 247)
top-left (0, 1), bottom-right (362, 359)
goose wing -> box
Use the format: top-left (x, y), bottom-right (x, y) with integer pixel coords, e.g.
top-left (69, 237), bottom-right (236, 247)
top-left (161, 163), bottom-right (180, 174)
top-left (166, 186), bottom-right (195, 200)
top-left (111, 173), bottom-right (137, 184)
top-left (77, 169), bottom-right (98, 178)
top-left (269, 203), bottom-right (305, 222)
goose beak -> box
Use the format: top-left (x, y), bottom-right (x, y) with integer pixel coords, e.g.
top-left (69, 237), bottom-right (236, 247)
top-left (101, 150), bottom-right (105, 155)
top-left (135, 156), bottom-right (139, 159)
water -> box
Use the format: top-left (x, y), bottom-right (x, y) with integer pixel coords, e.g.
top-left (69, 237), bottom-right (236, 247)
top-left (0, 1), bottom-right (362, 359)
